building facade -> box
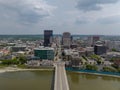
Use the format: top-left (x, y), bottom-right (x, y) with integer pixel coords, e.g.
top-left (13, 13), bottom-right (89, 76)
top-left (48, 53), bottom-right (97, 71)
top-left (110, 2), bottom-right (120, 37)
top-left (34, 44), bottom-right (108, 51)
top-left (106, 41), bottom-right (120, 51)
top-left (92, 36), bottom-right (100, 46)
top-left (62, 32), bottom-right (72, 48)
top-left (44, 30), bottom-right (53, 47)
top-left (11, 46), bottom-right (26, 52)
top-left (94, 45), bottom-right (107, 55)
top-left (34, 47), bottom-right (54, 60)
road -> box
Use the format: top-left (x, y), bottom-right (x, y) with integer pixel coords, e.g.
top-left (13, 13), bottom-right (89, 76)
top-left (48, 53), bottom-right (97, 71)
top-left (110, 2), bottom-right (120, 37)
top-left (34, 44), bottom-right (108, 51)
top-left (54, 62), bottom-right (69, 90)
top-left (54, 44), bottom-right (69, 90)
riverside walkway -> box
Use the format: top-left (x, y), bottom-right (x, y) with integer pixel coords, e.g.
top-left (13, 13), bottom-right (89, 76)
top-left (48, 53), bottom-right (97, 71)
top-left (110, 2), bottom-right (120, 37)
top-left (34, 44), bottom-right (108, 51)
top-left (54, 62), bottom-right (69, 90)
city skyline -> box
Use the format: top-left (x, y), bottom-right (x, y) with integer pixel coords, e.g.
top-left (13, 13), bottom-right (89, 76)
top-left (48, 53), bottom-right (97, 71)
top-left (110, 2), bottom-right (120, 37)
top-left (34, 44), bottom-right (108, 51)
top-left (0, 0), bottom-right (120, 35)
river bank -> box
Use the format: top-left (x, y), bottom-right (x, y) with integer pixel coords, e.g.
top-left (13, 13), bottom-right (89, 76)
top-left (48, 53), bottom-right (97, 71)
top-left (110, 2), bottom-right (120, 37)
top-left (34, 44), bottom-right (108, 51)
top-left (66, 68), bottom-right (120, 78)
top-left (0, 66), bottom-right (120, 78)
top-left (0, 67), bottom-right (54, 73)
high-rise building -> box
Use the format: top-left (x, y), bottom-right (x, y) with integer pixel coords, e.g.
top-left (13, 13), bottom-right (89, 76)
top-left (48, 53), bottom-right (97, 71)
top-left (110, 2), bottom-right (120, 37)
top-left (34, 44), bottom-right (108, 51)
top-left (44, 30), bottom-right (53, 47)
top-left (92, 36), bottom-right (100, 46)
top-left (88, 36), bottom-right (100, 46)
top-left (94, 45), bottom-right (107, 55)
top-left (54, 36), bottom-right (61, 46)
top-left (62, 32), bottom-right (72, 48)
top-left (87, 36), bottom-right (93, 46)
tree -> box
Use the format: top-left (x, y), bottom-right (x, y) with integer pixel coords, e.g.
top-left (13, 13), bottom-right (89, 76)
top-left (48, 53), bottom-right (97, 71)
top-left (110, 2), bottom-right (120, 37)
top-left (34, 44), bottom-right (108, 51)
top-left (118, 68), bottom-right (120, 73)
top-left (103, 66), bottom-right (117, 72)
top-left (111, 48), bottom-right (117, 52)
top-left (86, 64), bottom-right (98, 71)
top-left (90, 54), bottom-right (102, 65)
top-left (82, 56), bottom-right (87, 61)
top-left (17, 55), bottom-right (27, 64)
top-left (2, 60), bottom-right (12, 65)
top-left (1, 59), bottom-right (19, 65)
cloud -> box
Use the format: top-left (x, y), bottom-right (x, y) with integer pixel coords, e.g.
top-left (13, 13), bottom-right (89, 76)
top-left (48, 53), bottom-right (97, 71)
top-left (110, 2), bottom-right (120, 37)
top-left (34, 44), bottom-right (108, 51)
top-left (0, 0), bottom-right (55, 24)
top-left (97, 15), bottom-right (120, 24)
top-left (75, 18), bottom-right (90, 24)
top-left (76, 0), bottom-right (119, 12)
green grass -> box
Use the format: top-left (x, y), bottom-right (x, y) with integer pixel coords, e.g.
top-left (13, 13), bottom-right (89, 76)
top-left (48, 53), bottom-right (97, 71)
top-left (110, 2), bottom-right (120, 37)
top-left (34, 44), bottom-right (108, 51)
top-left (0, 64), bottom-right (9, 68)
top-left (17, 64), bottom-right (27, 69)
top-left (17, 64), bottom-right (54, 69)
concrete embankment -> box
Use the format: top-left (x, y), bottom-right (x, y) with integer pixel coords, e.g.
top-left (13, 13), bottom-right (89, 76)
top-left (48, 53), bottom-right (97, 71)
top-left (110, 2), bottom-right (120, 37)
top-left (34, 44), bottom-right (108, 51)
top-left (0, 67), bottom-right (54, 73)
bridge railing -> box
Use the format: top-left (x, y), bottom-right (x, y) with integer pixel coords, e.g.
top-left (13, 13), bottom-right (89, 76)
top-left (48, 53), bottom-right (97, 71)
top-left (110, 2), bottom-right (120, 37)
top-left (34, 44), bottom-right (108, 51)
top-left (54, 64), bottom-right (58, 90)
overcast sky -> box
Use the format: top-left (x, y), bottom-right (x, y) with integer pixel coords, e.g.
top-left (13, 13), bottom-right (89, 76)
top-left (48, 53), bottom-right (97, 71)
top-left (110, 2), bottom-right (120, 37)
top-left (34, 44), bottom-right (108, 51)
top-left (0, 0), bottom-right (120, 35)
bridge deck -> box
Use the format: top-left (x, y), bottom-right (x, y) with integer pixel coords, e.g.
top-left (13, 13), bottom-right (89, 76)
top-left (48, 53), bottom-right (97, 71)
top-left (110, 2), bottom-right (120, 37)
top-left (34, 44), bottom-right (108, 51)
top-left (54, 62), bottom-right (69, 90)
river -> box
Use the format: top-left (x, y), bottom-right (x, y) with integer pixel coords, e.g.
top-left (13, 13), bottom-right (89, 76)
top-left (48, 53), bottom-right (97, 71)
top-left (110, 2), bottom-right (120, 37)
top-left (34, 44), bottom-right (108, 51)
top-left (0, 71), bottom-right (53, 90)
top-left (67, 71), bottom-right (120, 90)
top-left (0, 71), bottom-right (120, 90)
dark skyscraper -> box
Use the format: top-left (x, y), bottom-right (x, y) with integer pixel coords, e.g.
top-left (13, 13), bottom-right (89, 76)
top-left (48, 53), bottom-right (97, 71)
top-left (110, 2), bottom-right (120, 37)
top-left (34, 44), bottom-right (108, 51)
top-left (94, 45), bottom-right (107, 55)
top-left (44, 30), bottom-right (53, 47)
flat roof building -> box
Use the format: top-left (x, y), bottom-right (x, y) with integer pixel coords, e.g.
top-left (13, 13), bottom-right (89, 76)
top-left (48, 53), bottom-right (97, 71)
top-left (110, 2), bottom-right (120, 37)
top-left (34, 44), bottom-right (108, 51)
top-left (34, 47), bottom-right (54, 60)
top-left (11, 45), bottom-right (26, 52)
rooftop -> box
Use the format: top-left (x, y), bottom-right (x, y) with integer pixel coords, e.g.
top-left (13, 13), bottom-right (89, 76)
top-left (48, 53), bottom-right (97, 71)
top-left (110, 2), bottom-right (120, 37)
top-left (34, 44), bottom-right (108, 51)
top-left (34, 46), bottom-right (54, 50)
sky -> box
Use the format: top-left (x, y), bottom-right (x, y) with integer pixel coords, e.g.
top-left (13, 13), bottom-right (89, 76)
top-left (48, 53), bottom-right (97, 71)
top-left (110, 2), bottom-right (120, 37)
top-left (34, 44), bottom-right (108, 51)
top-left (0, 0), bottom-right (120, 35)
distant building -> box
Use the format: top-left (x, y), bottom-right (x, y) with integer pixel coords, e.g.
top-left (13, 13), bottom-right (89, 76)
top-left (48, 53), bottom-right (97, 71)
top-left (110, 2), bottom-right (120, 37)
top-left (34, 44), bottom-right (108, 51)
top-left (85, 47), bottom-right (94, 56)
top-left (106, 41), bottom-right (120, 51)
top-left (11, 46), bottom-right (26, 52)
top-left (53, 36), bottom-right (61, 46)
top-left (87, 36), bottom-right (93, 46)
top-left (27, 60), bottom-right (53, 67)
top-left (44, 30), bottom-right (53, 47)
top-left (106, 52), bottom-right (120, 59)
top-left (34, 47), bottom-right (54, 60)
top-left (87, 36), bottom-right (100, 46)
top-left (62, 32), bottom-right (72, 48)
top-left (94, 45), bottom-right (107, 55)
top-left (0, 52), bottom-right (3, 57)
top-left (114, 60), bottom-right (120, 68)
top-left (70, 44), bottom-right (78, 49)
top-left (71, 58), bottom-right (81, 67)
top-left (92, 36), bottom-right (100, 46)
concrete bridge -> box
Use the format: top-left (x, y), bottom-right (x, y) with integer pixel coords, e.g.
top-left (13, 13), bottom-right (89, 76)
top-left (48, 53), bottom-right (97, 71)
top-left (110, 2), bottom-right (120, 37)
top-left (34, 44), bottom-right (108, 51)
top-left (54, 62), bottom-right (69, 90)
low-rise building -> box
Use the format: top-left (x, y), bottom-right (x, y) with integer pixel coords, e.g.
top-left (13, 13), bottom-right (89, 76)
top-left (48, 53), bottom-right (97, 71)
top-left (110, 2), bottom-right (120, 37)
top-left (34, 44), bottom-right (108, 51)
top-left (103, 61), bottom-right (112, 66)
top-left (114, 60), bottom-right (120, 68)
top-left (11, 45), bottom-right (26, 52)
top-left (87, 60), bottom-right (97, 65)
top-left (105, 52), bottom-right (120, 60)
top-left (85, 47), bottom-right (94, 56)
